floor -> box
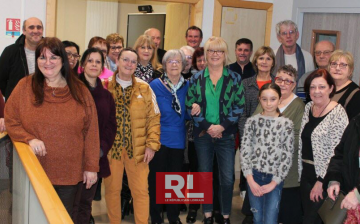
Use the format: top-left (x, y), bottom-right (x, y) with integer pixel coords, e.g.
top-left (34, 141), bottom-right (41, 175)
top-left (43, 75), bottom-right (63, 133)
top-left (92, 178), bottom-right (246, 224)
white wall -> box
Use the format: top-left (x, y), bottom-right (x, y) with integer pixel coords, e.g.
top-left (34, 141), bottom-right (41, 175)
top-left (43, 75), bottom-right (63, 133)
top-left (200, 0), bottom-right (295, 50)
top-left (0, 0), bottom-right (46, 53)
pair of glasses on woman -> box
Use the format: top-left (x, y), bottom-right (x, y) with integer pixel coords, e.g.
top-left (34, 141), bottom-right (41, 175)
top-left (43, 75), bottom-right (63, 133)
top-left (275, 77), bottom-right (295, 85)
top-left (66, 52), bottom-right (81, 59)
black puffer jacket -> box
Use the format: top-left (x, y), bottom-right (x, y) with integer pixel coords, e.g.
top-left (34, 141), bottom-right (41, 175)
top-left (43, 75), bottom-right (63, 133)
top-left (0, 34), bottom-right (29, 100)
top-left (324, 114), bottom-right (360, 194)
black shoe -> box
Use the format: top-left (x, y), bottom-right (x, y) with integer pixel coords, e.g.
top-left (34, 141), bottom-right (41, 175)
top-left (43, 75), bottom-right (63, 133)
top-left (151, 223), bottom-right (162, 224)
top-left (89, 215), bottom-right (95, 224)
top-left (213, 211), bottom-right (223, 224)
top-left (222, 218), bottom-right (230, 224)
top-left (203, 217), bottom-right (214, 224)
top-left (180, 204), bottom-right (187, 212)
top-left (170, 219), bottom-right (182, 224)
top-left (242, 215), bottom-right (253, 224)
top-left (186, 209), bottom-right (197, 223)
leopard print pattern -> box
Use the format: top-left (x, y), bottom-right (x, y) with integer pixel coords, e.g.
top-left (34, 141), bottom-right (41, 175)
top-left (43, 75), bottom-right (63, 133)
top-left (111, 84), bottom-right (133, 160)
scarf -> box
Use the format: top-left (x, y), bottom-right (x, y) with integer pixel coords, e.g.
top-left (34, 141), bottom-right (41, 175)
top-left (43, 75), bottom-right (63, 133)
top-left (275, 44), bottom-right (305, 82)
top-left (134, 62), bottom-right (154, 83)
top-left (160, 73), bottom-right (186, 116)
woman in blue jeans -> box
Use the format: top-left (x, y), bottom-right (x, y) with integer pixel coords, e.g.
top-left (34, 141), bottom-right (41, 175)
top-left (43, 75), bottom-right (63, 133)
top-left (186, 36), bottom-right (245, 224)
top-left (240, 83), bottom-right (294, 224)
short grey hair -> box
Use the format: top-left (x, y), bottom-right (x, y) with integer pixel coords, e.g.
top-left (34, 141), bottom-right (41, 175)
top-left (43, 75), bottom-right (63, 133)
top-left (276, 20), bottom-right (298, 35)
top-left (144, 28), bottom-right (160, 35)
top-left (180, 45), bottom-right (195, 54)
top-left (162, 49), bottom-right (187, 72)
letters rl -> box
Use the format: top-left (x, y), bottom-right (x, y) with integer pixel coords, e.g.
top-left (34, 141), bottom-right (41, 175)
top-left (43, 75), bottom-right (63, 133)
top-left (165, 174), bottom-right (204, 198)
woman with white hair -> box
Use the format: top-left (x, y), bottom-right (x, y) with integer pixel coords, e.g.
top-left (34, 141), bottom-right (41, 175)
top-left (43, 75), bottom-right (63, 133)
top-left (180, 45), bottom-right (195, 79)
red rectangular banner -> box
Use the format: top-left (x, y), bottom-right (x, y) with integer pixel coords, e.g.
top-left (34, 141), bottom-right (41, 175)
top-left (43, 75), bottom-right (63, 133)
top-left (156, 172), bottom-right (213, 204)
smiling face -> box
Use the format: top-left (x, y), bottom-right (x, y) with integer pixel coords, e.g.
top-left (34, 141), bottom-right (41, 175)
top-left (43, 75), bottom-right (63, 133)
top-left (277, 24), bottom-right (299, 49)
top-left (256, 53), bottom-right (274, 73)
top-left (259, 89), bottom-right (280, 116)
top-left (108, 41), bottom-right (123, 63)
top-left (329, 57), bottom-right (351, 83)
top-left (235, 43), bottom-right (252, 65)
top-left (166, 54), bottom-right (182, 78)
top-left (275, 71), bottom-right (296, 98)
top-left (206, 48), bottom-right (225, 67)
top-left (37, 48), bottom-right (62, 80)
top-left (137, 43), bottom-right (154, 64)
top-left (196, 55), bottom-right (206, 70)
top-left (65, 46), bottom-right (79, 69)
top-left (314, 41), bottom-right (334, 69)
top-left (147, 29), bottom-right (161, 49)
top-left (118, 50), bottom-right (138, 79)
top-left (309, 76), bottom-right (334, 105)
top-left (83, 52), bottom-right (103, 79)
top-left (186, 29), bottom-right (202, 49)
top-left (23, 17), bottom-right (43, 47)
top-left (181, 48), bottom-right (193, 71)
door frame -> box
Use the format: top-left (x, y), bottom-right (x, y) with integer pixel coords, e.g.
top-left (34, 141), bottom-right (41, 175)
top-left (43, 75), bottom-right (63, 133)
top-left (45, 0), bottom-right (203, 37)
top-left (213, 0), bottom-right (273, 46)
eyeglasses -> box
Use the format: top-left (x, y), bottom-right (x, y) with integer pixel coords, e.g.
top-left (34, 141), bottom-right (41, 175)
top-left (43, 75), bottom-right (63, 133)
top-left (314, 50), bottom-right (333, 56)
top-left (66, 52), bottom-right (81, 59)
top-left (27, 25), bottom-right (43, 30)
top-left (207, 49), bottom-right (225, 55)
top-left (110, 46), bottom-right (123, 51)
top-left (120, 57), bottom-right (137, 65)
top-left (38, 55), bottom-right (61, 63)
top-left (280, 30), bottom-right (296, 37)
top-left (185, 55), bottom-right (193, 60)
top-left (330, 62), bottom-right (348, 69)
top-left (167, 60), bottom-right (181, 65)
top-left (275, 77), bottom-right (295, 85)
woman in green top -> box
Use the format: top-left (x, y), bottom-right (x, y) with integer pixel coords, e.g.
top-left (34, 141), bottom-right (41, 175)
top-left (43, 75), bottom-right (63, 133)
top-left (186, 36), bottom-right (245, 224)
top-left (252, 65), bottom-right (305, 223)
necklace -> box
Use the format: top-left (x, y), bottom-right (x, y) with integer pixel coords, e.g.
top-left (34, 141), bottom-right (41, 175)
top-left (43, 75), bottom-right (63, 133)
top-left (313, 100), bottom-right (331, 117)
top-left (52, 87), bottom-right (57, 96)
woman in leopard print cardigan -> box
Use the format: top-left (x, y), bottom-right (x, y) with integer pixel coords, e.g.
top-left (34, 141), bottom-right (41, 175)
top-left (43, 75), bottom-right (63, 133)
top-left (299, 69), bottom-right (348, 224)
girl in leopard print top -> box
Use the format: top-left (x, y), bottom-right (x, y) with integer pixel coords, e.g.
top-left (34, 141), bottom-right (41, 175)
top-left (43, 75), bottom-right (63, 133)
top-left (240, 83), bottom-right (294, 223)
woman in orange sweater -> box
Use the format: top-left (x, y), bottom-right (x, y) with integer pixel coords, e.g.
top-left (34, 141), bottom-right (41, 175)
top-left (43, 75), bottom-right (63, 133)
top-left (4, 37), bottom-right (100, 218)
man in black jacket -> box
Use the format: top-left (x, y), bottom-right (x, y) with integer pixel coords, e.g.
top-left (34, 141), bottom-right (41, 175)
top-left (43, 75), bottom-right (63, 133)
top-left (0, 17), bottom-right (43, 100)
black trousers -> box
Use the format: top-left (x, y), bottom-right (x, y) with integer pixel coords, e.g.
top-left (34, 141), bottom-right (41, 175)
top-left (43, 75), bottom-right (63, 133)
top-left (149, 145), bottom-right (185, 223)
top-left (54, 184), bottom-right (79, 218)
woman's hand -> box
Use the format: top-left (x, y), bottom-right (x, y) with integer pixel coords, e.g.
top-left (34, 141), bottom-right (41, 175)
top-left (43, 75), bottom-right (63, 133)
top-left (341, 190), bottom-right (360, 210)
top-left (83, 171), bottom-right (97, 189)
top-left (0, 118), bottom-right (5, 132)
top-left (260, 181), bottom-right (277, 194)
top-left (191, 103), bottom-right (201, 116)
top-left (144, 147), bottom-right (155, 164)
top-left (327, 181), bottom-right (340, 201)
top-left (28, 139), bottom-right (47, 156)
top-left (207, 125), bottom-right (224, 138)
top-left (310, 181), bottom-right (323, 202)
top-left (247, 175), bottom-right (263, 197)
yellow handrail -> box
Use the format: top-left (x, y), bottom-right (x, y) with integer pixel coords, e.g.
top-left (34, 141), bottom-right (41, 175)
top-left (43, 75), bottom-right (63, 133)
top-left (13, 141), bottom-right (73, 224)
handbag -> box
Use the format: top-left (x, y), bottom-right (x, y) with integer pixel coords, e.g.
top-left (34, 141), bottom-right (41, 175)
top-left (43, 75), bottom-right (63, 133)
top-left (318, 191), bottom-right (347, 224)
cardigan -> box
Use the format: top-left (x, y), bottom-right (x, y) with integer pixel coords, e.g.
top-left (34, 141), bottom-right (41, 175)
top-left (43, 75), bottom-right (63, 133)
top-left (238, 74), bottom-right (276, 139)
top-left (298, 102), bottom-right (348, 181)
top-left (240, 113), bottom-right (294, 184)
top-left (83, 76), bottom-right (117, 178)
top-left (5, 76), bottom-right (100, 185)
top-left (253, 96), bottom-right (305, 188)
top-left (325, 114), bottom-right (360, 194)
top-left (185, 68), bottom-right (245, 137)
top-left (150, 78), bottom-right (189, 149)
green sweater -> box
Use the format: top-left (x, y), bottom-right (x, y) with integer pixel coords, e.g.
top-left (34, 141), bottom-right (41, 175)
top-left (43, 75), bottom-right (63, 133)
top-left (253, 96), bottom-right (305, 188)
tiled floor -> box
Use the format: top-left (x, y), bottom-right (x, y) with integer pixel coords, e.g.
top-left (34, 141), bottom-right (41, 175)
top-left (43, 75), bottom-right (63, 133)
top-left (92, 179), bottom-right (246, 223)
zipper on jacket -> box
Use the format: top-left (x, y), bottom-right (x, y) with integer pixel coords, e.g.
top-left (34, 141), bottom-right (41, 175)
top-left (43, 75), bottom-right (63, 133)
top-left (122, 88), bottom-right (126, 149)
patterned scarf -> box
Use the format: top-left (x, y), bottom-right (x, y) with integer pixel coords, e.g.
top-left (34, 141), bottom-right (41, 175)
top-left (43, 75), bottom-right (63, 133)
top-left (161, 73), bottom-right (186, 116)
top-left (275, 44), bottom-right (305, 83)
top-left (134, 62), bottom-right (154, 83)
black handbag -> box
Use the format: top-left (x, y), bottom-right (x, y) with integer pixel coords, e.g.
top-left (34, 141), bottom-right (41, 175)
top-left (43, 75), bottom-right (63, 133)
top-left (318, 191), bottom-right (347, 224)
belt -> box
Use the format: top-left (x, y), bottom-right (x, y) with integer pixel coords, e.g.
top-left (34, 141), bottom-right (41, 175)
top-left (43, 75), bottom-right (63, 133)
top-left (302, 159), bottom-right (315, 165)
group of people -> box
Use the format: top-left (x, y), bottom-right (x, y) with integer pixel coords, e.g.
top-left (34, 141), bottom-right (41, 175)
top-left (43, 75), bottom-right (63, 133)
top-left (1, 16), bottom-right (360, 224)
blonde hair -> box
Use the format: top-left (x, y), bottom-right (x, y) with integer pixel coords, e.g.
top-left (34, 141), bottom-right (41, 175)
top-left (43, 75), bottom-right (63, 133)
top-left (329, 50), bottom-right (354, 79)
top-left (203, 36), bottom-right (230, 66)
top-left (105, 33), bottom-right (124, 52)
top-left (252, 46), bottom-right (276, 74)
top-left (133, 35), bottom-right (162, 71)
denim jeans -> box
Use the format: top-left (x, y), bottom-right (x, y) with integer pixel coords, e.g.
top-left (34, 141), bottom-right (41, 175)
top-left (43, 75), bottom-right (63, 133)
top-left (194, 133), bottom-right (235, 215)
top-left (247, 169), bottom-right (284, 224)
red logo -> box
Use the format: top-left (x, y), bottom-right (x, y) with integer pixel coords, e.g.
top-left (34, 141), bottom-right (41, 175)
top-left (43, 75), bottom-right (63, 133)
top-left (6, 18), bottom-right (20, 32)
top-left (156, 172), bottom-right (213, 204)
